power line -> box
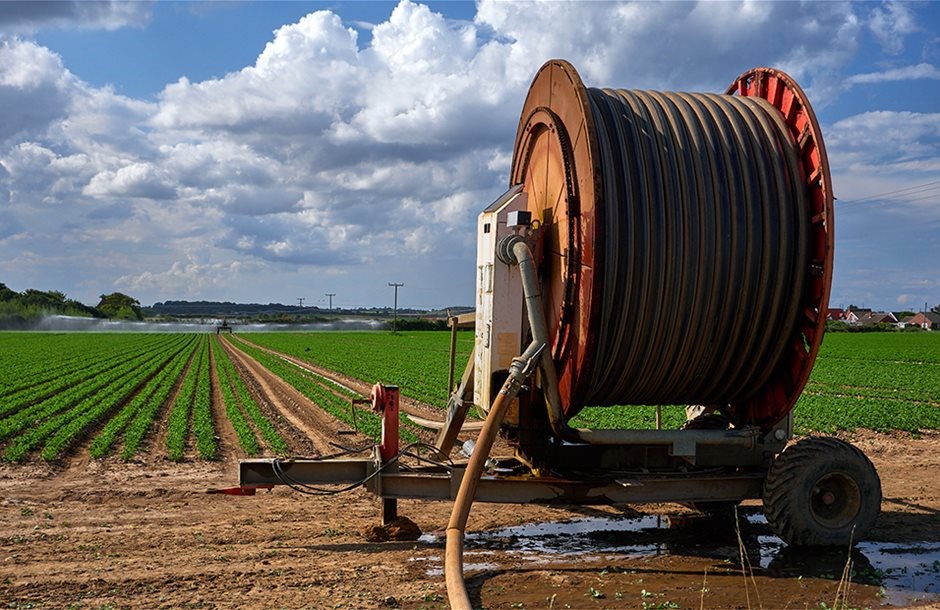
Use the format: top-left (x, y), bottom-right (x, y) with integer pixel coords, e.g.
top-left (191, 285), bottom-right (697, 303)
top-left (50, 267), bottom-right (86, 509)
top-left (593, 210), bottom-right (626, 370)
top-left (838, 179), bottom-right (940, 205)
top-left (889, 189), bottom-right (940, 204)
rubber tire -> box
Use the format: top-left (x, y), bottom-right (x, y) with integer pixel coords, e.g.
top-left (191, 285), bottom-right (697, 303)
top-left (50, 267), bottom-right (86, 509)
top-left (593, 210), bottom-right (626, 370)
top-left (763, 437), bottom-right (881, 546)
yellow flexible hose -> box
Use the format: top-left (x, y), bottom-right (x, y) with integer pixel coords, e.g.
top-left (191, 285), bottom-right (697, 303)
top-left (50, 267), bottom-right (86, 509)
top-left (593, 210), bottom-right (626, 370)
top-left (444, 387), bottom-right (512, 609)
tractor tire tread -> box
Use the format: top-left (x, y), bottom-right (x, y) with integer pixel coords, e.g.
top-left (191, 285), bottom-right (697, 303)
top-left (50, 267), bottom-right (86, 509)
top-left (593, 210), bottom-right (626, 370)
top-left (762, 436), bottom-right (881, 546)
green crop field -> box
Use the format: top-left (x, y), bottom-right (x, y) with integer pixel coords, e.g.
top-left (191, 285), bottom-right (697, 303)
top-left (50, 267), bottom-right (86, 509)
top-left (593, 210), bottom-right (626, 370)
top-left (244, 330), bottom-right (940, 435)
top-left (0, 333), bottom-right (296, 462)
top-left (797, 333), bottom-right (940, 433)
top-left (0, 330), bottom-right (937, 463)
top-left (241, 331), bottom-right (474, 408)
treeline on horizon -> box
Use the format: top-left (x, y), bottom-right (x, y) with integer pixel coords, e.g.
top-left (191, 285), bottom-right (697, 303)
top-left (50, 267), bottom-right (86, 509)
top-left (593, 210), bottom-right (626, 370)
top-left (146, 299), bottom-right (466, 317)
top-left (147, 301), bottom-right (463, 330)
top-left (0, 283), bottom-right (143, 323)
top-left (0, 283), bottom-right (469, 330)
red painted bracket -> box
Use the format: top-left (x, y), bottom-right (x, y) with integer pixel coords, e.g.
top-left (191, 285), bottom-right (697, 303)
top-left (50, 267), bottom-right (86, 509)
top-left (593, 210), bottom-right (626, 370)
top-left (371, 383), bottom-right (400, 463)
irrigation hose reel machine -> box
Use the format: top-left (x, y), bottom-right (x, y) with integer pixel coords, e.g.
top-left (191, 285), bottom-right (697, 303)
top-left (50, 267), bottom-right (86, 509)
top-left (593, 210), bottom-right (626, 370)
top-left (236, 58), bottom-right (882, 599)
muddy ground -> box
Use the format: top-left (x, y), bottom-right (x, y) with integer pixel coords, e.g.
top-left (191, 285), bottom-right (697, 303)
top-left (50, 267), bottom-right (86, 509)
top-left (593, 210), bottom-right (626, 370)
top-left (1, 340), bottom-right (938, 609)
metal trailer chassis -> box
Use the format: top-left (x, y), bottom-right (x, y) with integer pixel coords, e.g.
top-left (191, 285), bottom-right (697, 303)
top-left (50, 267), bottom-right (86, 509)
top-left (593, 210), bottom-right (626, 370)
top-left (226, 232), bottom-right (880, 548)
top-left (235, 384), bottom-right (786, 524)
top-left (229, 372), bottom-right (880, 552)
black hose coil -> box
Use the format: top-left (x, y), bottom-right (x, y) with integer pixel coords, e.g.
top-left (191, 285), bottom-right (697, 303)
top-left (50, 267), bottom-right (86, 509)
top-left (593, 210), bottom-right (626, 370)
top-left (583, 87), bottom-right (809, 407)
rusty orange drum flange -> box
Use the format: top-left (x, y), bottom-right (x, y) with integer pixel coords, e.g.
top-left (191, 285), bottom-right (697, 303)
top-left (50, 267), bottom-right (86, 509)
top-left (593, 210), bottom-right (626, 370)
top-left (510, 60), bottom-right (602, 414)
top-left (726, 68), bottom-right (834, 429)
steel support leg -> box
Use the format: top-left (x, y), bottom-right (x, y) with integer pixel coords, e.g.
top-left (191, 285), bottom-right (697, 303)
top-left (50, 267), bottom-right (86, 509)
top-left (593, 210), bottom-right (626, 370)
top-left (376, 385), bottom-right (400, 525)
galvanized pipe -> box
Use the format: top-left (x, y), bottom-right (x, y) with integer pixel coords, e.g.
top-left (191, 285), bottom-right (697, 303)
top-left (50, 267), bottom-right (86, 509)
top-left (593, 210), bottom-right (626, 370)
top-left (505, 238), bottom-right (580, 441)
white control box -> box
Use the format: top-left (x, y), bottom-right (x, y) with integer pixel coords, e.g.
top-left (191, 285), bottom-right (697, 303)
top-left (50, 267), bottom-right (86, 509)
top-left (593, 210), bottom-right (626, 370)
top-left (474, 187), bottom-right (528, 414)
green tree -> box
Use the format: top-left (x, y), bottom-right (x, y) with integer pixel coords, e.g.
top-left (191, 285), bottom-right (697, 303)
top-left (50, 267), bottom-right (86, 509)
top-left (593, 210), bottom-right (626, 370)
top-left (96, 292), bottom-right (143, 320)
top-left (931, 303), bottom-right (940, 315)
top-left (0, 283), bottom-right (17, 301)
top-left (21, 289), bottom-right (67, 308)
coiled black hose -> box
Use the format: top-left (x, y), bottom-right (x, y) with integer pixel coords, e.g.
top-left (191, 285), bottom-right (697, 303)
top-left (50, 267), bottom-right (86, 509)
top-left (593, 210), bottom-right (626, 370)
top-left (583, 87), bottom-right (809, 407)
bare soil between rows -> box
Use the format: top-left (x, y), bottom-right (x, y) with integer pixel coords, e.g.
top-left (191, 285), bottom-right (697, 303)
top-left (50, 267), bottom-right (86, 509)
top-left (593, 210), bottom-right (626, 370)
top-left (1, 341), bottom-right (938, 609)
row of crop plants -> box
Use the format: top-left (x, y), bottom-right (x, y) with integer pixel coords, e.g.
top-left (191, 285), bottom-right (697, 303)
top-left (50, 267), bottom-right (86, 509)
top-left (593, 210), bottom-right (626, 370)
top-left (212, 335), bottom-right (289, 456)
top-left (236, 331), bottom-right (672, 433)
top-left (88, 335), bottom-right (196, 460)
top-left (567, 333), bottom-right (940, 434)
top-left (238, 330), bottom-right (940, 435)
top-left (797, 333), bottom-right (940, 433)
top-left (0, 333), bottom-right (162, 397)
top-left (165, 334), bottom-right (210, 460)
top-left (227, 335), bottom-right (418, 443)
top-left (0, 334), bottom-right (174, 418)
top-left (2, 330), bottom-right (937, 463)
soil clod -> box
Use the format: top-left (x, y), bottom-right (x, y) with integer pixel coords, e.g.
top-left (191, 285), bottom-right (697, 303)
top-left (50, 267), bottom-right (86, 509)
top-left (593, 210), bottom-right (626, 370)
top-left (363, 516), bottom-right (422, 542)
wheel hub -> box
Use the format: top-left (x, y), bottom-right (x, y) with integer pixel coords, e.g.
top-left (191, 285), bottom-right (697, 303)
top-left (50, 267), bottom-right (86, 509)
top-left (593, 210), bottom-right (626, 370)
top-left (811, 472), bottom-right (861, 528)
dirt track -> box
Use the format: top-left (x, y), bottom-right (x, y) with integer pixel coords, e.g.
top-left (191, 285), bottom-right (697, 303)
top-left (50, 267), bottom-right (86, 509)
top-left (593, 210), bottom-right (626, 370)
top-left (1, 342), bottom-right (938, 609)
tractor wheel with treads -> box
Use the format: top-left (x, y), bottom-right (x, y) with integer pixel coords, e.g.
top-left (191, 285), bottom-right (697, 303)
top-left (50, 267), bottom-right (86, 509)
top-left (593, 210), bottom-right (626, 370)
top-left (763, 437), bottom-right (881, 546)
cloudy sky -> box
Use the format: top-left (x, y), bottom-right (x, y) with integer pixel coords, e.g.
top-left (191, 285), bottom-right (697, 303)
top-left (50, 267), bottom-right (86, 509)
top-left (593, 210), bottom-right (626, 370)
top-left (0, 1), bottom-right (938, 311)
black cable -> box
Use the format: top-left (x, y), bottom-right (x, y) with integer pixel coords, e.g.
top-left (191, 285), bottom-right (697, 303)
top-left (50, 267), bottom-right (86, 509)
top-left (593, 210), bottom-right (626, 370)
top-left (270, 442), bottom-right (455, 496)
top-left (272, 453), bottom-right (395, 496)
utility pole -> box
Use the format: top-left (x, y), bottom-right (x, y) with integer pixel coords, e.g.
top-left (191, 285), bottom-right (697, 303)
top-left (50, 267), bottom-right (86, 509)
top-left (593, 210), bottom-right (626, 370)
top-left (325, 293), bottom-right (335, 312)
top-left (388, 282), bottom-right (404, 333)
top-left (297, 297), bottom-right (305, 309)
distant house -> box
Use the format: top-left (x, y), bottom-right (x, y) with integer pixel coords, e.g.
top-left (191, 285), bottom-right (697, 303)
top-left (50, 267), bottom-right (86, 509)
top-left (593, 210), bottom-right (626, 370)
top-left (856, 311), bottom-right (898, 326)
top-left (845, 308), bottom-right (872, 324)
top-left (906, 312), bottom-right (940, 330)
top-left (827, 308), bottom-right (846, 321)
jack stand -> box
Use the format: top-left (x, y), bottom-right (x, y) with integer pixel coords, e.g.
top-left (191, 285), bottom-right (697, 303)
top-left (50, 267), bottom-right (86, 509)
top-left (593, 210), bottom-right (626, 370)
top-left (372, 384), bottom-right (400, 525)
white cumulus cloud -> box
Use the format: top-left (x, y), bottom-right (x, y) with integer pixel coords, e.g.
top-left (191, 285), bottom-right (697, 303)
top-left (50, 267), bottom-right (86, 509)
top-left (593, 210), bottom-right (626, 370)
top-left (0, 0), bottom-right (934, 309)
top-left (846, 62), bottom-right (940, 85)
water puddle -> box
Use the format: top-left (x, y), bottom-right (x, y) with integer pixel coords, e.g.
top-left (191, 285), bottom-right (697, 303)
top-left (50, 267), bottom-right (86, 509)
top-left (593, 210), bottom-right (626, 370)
top-left (757, 533), bottom-right (940, 605)
top-left (419, 511), bottom-right (940, 605)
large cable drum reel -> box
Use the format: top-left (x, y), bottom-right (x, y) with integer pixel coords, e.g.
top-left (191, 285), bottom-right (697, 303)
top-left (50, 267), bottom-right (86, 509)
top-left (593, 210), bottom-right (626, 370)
top-left (511, 60), bottom-right (833, 433)
top-left (233, 62), bottom-right (872, 600)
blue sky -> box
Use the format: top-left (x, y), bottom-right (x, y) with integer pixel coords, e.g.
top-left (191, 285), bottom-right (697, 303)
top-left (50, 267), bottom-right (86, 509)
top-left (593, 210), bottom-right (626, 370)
top-left (1, 1), bottom-right (939, 311)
